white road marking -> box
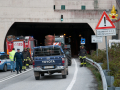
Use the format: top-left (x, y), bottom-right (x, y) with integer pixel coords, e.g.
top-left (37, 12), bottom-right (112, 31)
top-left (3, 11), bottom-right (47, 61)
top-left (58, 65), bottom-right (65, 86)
top-left (0, 68), bottom-right (33, 83)
top-left (66, 58), bottom-right (78, 90)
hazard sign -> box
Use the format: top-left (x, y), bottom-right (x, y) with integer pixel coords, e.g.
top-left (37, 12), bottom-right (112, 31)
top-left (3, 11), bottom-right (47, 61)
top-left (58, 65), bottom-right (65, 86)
top-left (96, 11), bottom-right (116, 36)
top-left (95, 11), bottom-right (116, 29)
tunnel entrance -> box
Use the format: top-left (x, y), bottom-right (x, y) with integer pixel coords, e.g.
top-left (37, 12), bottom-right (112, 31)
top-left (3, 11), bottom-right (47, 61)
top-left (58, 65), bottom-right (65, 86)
top-left (5, 22), bottom-right (96, 56)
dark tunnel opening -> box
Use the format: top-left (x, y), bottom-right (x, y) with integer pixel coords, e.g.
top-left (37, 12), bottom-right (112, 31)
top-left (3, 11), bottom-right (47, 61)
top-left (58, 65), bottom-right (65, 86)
top-left (4, 22), bottom-right (97, 56)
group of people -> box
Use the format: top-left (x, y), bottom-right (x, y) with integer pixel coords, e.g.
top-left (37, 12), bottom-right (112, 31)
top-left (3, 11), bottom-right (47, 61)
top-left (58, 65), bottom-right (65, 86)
top-left (9, 48), bottom-right (31, 74)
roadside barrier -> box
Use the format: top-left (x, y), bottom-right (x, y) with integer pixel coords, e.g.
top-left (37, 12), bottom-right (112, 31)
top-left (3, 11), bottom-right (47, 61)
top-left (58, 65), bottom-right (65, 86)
top-left (86, 58), bottom-right (108, 90)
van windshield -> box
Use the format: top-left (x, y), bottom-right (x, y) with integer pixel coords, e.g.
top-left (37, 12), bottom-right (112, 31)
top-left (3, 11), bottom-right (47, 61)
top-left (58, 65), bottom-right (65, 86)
top-left (34, 47), bottom-right (63, 56)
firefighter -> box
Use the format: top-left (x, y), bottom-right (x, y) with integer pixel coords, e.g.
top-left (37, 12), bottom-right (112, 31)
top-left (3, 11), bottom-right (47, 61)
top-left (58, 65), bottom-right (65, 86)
top-left (9, 48), bottom-right (16, 72)
top-left (14, 49), bottom-right (23, 74)
top-left (79, 46), bottom-right (87, 67)
top-left (22, 48), bottom-right (28, 71)
top-left (26, 48), bottom-right (31, 69)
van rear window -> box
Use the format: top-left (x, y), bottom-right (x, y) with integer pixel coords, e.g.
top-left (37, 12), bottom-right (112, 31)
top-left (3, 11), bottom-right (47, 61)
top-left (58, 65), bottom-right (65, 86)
top-left (34, 47), bottom-right (63, 56)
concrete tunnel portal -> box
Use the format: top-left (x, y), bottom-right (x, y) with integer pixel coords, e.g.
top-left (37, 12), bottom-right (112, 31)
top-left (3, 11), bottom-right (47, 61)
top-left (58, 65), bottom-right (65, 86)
top-left (4, 22), bottom-right (96, 56)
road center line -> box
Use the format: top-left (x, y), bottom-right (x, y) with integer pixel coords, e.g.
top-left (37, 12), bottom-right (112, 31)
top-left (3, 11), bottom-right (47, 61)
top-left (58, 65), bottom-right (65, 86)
top-left (0, 68), bottom-right (33, 83)
top-left (66, 58), bottom-right (78, 90)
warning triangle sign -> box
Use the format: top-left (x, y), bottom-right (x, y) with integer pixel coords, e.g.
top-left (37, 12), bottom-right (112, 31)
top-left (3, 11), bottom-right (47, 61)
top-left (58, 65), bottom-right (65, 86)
top-left (95, 11), bottom-right (116, 30)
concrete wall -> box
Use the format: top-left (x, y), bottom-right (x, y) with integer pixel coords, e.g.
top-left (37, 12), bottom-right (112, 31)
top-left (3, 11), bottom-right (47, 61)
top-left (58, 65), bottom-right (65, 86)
top-left (0, 0), bottom-right (116, 51)
top-left (116, 0), bottom-right (120, 39)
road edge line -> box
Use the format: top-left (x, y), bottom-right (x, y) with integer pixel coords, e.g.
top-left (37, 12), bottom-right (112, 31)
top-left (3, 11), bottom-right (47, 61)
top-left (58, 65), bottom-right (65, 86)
top-left (0, 68), bottom-right (33, 83)
top-left (66, 58), bottom-right (78, 90)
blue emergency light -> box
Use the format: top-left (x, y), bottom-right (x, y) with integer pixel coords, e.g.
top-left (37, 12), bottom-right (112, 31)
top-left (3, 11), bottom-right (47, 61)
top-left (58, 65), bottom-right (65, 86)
top-left (0, 52), bottom-right (5, 54)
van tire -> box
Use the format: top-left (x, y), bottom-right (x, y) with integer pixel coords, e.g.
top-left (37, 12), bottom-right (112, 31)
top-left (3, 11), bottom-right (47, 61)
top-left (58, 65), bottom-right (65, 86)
top-left (35, 76), bottom-right (40, 80)
top-left (41, 73), bottom-right (44, 76)
top-left (62, 75), bottom-right (66, 78)
top-left (67, 70), bottom-right (68, 75)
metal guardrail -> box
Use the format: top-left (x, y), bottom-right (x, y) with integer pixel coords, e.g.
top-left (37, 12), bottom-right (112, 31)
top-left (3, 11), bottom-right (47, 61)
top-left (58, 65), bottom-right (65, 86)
top-left (86, 57), bottom-right (108, 90)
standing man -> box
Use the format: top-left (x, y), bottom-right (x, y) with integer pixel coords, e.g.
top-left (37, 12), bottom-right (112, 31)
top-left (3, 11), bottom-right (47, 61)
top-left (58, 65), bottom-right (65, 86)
top-left (14, 49), bottom-right (24, 74)
top-left (9, 48), bottom-right (16, 72)
top-left (79, 46), bottom-right (87, 67)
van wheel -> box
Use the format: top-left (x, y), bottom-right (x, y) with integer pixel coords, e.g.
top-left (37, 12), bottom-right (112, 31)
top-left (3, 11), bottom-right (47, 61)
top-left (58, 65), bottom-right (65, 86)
top-left (3, 65), bottom-right (7, 72)
top-left (41, 73), bottom-right (44, 76)
top-left (68, 59), bottom-right (72, 66)
top-left (67, 70), bottom-right (68, 75)
top-left (35, 76), bottom-right (40, 80)
top-left (62, 75), bottom-right (66, 78)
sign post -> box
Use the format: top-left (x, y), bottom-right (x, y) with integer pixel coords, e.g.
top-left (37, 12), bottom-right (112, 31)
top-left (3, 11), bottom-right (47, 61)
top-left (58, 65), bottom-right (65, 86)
top-left (96, 43), bottom-right (98, 56)
top-left (95, 11), bottom-right (116, 71)
top-left (91, 35), bottom-right (103, 57)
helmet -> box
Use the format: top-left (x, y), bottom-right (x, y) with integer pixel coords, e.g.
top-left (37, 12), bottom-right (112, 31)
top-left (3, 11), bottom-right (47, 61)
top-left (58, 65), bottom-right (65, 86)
top-left (27, 48), bottom-right (30, 51)
top-left (24, 48), bottom-right (27, 50)
top-left (80, 45), bottom-right (84, 49)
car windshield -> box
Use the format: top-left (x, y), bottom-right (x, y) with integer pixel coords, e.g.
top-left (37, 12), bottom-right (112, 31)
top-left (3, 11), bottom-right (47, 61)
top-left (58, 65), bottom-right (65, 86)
top-left (0, 55), bottom-right (9, 60)
top-left (34, 47), bottom-right (63, 56)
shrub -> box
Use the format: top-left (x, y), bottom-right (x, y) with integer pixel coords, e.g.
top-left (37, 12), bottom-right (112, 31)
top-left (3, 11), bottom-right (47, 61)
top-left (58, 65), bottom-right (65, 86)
top-left (113, 70), bottom-right (120, 87)
top-left (87, 44), bottom-right (120, 87)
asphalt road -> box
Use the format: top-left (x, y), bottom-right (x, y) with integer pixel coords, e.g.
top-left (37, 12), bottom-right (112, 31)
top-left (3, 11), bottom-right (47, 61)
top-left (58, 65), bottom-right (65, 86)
top-left (0, 58), bottom-right (97, 90)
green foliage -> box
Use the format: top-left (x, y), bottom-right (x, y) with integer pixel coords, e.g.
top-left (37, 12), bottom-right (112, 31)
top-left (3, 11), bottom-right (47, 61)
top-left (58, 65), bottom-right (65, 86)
top-left (87, 49), bottom-right (106, 63)
top-left (87, 44), bottom-right (120, 87)
top-left (114, 70), bottom-right (120, 87)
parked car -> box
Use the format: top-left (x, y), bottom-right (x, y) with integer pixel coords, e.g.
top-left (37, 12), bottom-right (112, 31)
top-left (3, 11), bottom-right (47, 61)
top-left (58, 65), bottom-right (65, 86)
top-left (0, 52), bottom-right (12, 72)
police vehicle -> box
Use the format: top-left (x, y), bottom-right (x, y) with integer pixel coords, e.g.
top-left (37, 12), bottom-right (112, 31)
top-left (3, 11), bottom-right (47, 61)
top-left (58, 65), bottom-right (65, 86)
top-left (0, 52), bottom-right (11, 72)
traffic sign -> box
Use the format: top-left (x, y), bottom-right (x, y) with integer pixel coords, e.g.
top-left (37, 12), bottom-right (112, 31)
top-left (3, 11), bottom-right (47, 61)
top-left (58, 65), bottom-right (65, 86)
top-left (81, 38), bottom-right (85, 44)
top-left (97, 29), bottom-right (116, 36)
top-left (95, 11), bottom-right (116, 30)
top-left (91, 35), bottom-right (102, 43)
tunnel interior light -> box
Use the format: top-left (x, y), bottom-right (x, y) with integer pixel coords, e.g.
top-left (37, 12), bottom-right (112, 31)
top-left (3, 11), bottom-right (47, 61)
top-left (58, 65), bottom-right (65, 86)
top-left (64, 34), bottom-right (66, 36)
top-left (69, 36), bottom-right (71, 37)
top-left (17, 38), bottom-right (19, 40)
top-left (60, 35), bottom-right (63, 37)
top-left (79, 34), bottom-right (81, 37)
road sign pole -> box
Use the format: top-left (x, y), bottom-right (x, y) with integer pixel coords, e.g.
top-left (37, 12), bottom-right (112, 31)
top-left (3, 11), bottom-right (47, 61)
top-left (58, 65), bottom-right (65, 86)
top-left (96, 43), bottom-right (98, 57)
top-left (105, 36), bottom-right (109, 71)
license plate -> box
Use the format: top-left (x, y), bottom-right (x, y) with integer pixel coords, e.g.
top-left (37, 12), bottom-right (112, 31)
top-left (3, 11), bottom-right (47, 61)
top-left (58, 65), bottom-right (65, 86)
top-left (44, 66), bottom-right (54, 69)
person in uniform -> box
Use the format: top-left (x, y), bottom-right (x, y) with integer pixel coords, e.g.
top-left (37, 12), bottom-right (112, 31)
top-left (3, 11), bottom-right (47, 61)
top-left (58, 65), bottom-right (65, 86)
top-left (79, 46), bottom-right (87, 67)
top-left (22, 48), bottom-right (29, 70)
top-left (26, 48), bottom-right (31, 69)
top-left (9, 48), bottom-right (16, 72)
top-left (14, 49), bottom-right (24, 74)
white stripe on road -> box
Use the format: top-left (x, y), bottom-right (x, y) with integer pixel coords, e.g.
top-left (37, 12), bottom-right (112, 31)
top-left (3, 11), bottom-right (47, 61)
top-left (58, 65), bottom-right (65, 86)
top-left (0, 68), bottom-right (33, 83)
top-left (66, 59), bottom-right (78, 90)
